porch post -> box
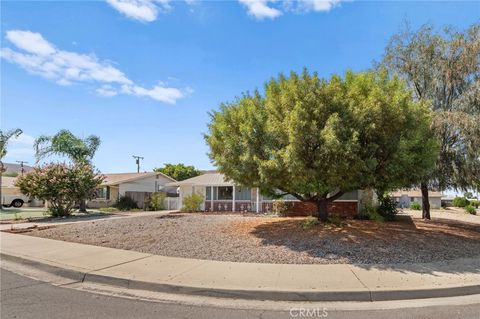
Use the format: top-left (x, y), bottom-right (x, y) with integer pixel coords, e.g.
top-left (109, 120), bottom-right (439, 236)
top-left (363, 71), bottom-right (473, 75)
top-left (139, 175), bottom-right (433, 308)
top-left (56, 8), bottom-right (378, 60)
top-left (256, 188), bottom-right (260, 213)
top-left (232, 185), bottom-right (236, 212)
top-left (210, 186), bottom-right (214, 212)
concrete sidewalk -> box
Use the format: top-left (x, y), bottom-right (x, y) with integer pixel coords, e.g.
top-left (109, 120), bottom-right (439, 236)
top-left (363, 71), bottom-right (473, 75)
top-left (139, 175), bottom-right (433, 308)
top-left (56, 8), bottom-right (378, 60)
top-left (1, 232), bottom-right (479, 301)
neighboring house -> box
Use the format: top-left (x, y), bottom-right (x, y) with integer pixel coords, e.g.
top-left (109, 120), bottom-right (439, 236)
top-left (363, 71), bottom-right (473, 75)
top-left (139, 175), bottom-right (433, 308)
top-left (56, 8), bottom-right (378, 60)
top-left (391, 189), bottom-right (443, 208)
top-left (88, 172), bottom-right (176, 208)
top-left (166, 172), bottom-right (363, 217)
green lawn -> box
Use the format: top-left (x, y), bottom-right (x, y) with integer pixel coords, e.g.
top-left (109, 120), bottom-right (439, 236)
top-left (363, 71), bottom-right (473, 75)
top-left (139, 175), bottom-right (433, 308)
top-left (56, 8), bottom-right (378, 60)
top-left (0, 208), bottom-right (108, 221)
top-left (0, 208), bottom-right (50, 220)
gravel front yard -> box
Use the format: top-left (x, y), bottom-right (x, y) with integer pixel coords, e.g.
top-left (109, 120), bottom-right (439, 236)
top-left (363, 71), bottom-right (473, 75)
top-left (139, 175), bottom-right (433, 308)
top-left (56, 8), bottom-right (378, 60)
top-left (26, 212), bottom-right (480, 264)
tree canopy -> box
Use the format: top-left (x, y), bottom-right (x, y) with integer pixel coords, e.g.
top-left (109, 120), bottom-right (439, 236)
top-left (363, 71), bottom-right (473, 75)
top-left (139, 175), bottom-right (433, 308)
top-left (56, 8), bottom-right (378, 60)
top-left (16, 163), bottom-right (103, 217)
top-left (34, 129), bottom-right (101, 164)
top-left (154, 163), bottom-right (201, 181)
top-left (381, 23), bottom-right (480, 218)
top-left (206, 69), bottom-right (438, 220)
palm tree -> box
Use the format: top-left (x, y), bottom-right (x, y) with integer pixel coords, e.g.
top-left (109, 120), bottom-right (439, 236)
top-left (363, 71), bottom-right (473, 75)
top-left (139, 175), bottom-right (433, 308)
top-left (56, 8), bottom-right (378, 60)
top-left (34, 129), bottom-right (101, 212)
top-left (0, 129), bottom-right (23, 211)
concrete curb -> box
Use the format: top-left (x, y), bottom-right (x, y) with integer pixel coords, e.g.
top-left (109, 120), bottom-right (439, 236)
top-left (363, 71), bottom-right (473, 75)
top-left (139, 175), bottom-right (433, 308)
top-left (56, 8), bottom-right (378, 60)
top-left (2, 253), bottom-right (480, 302)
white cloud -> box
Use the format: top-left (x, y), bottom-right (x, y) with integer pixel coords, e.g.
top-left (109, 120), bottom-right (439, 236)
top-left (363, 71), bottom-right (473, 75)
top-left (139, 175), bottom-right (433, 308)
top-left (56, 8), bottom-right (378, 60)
top-left (4, 133), bottom-right (36, 160)
top-left (1, 30), bottom-right (190, 104)
top-left (239, 0), bottom-right (346, 20)
top-left (239, 0), bottom-right (282, 20)
top-left (122, 83), bottom-right (186, 104)
top-left (96, 85), bottom-right (118, 97)
top-left (296, 0), bottom-right (342, 12)
top-left (106, 0), bottom-right (173, 22)
top-left (6, 30), bottom-right (56, 56)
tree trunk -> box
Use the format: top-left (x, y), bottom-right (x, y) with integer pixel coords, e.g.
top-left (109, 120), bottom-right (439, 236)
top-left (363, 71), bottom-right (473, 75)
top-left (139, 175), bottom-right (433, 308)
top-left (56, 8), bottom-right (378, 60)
top-left (79, 200), bottom-right (87, 213)
top-left (315, 200), bottom-right (328, 222)
top-left (421, 182), bottom-right (431, 220)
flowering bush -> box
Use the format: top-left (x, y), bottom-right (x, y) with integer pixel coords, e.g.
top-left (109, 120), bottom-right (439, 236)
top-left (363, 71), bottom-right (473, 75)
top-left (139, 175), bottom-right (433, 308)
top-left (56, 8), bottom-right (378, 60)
top-left (16, 163), bottom-right (104, 217)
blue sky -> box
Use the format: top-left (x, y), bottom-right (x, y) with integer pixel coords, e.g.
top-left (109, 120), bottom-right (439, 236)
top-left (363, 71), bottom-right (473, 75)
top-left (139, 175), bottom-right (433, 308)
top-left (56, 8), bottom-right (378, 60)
top-left (1, 0), bottom-right (479, 173)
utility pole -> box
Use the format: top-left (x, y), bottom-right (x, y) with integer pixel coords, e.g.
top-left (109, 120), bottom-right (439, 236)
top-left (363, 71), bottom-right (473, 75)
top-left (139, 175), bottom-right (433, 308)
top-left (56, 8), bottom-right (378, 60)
top-left (16, 160), bottom-right (28, 176)
top-left (132, 155), bottom-right (144, 173)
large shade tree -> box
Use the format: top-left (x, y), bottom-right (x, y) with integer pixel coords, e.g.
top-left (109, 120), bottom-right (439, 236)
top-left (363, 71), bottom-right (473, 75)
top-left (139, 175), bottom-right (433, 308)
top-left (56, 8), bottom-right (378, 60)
top-left (0, 129), bottom-right (23, 210)
top-left (154, 163), bottom-right (201, 181)
top-left (206, 70), bottom-right (438, 221)
top-left (381, 23), bottom-right (480, 219)
top-left (34, 129), bottom-right (101, 212)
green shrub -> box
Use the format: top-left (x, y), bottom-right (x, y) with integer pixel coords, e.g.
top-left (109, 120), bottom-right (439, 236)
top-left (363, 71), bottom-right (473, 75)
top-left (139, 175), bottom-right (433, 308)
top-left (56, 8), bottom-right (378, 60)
top-left (465, 205), bottom-right (476, 215)
top-left (272, 199), bottom-right (291, 216)
top-left (358, 204), bottom-right (376, 220)
top-left (377, 194), bottom-right (398, 221)
top-left (114, 196), bottom-right (138, 211)
top-left (148, 192), bottom-right (166, 211)
top-left (410, 202), bottom-right (421, 210)
top-left (358, 204), bottom-right (385, 222)
top-left (470, 200), bottom-right (479, 208)
top-left (368, 209), bottom-right (386, 223)
top-left (326, 214), bottom-right (347, 227)
top-left (98, 207), bottom-right (118, 213)
top-left (453, 197), bottom-right (469, 207)
top-left (302, 217), bottom-right (320, 230)
top-left (181, 193), bottom-right (203, 212)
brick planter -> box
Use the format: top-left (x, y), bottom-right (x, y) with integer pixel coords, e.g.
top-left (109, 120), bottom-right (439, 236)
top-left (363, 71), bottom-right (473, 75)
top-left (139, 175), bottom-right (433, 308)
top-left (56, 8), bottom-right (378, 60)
top-left (286, 201), bottom-right (358, 218)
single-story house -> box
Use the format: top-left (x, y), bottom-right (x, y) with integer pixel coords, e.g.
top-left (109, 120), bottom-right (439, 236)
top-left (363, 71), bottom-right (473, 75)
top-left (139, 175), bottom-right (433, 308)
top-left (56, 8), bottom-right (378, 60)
top-left (391, 189), bottom-right (443, 208)
top-left (88, 172), bottom-right (176, 208)
top-left (166, 172), bottom-right (363, 217)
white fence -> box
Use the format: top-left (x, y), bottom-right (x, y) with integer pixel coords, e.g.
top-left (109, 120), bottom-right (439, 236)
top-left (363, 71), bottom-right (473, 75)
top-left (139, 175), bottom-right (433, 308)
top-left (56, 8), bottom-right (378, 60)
top-left (164, 197), bottom-right (180, 210)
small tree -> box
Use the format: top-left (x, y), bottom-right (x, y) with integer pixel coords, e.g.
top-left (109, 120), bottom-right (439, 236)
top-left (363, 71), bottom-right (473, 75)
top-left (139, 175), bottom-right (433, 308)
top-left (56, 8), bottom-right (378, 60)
top-left (154, 163), bottom-right (201, 181)
top-left (16, 163), bottom-right (103, 217)
top-left (206, 69), bottom-right (438, 221)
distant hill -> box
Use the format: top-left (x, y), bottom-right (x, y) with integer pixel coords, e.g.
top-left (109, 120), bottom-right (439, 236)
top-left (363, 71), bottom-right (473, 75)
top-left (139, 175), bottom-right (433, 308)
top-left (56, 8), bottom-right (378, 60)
top-left (2, 162), bottom-right (34, 176)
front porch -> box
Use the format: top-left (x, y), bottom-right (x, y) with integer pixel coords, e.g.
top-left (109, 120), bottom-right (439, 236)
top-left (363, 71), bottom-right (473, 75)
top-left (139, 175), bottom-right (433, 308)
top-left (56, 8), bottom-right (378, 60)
top-left (204, 186), bottom-right (262, 213)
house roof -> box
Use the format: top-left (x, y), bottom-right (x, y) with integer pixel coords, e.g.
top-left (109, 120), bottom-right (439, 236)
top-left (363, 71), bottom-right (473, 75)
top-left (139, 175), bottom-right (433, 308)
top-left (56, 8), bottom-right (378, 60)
top-left (1, 176), bottom-right (18, 188)
top-left (102, 172), bottom-right (176, 186)
top-left (165, 172), bottom-right (232, 187)
top-left (391, 189), bottom-right (443, 198)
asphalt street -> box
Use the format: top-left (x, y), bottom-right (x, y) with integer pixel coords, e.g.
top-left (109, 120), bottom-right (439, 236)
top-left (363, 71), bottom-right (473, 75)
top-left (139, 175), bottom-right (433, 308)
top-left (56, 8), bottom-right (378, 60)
top-left (1, 268), bottom-right (479, 319)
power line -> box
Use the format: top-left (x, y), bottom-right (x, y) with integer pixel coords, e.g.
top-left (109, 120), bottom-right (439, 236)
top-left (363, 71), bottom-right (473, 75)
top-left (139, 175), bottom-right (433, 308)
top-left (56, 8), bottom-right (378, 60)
top-left (16, 160), bottom-right (28, 176)
top-left (132, 155), bottom-right (144, 173)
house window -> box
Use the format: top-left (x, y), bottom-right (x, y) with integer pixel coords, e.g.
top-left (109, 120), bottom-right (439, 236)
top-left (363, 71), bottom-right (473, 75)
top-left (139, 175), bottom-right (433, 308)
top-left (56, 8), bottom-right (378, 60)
top-left (217, 186), bottom-right (233, 200)
top-left (236, 187), bottom-right (251, 200)
top-left (95, 186), bottom-right (110, 200)
top-left (411, 198), bottom-right (414, 202)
